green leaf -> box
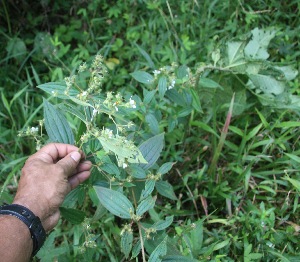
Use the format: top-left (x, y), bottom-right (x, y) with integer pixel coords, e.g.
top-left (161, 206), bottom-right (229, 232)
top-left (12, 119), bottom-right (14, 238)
top-left (249, 74), bottom-right (285, 95)
top-left (152, 216), bottom-right (174, 231)
top-left (158, 76), bottom-right (168, 99)
top-left (199, 77), bottom-right (223, 89)
top-left (121, 230), bottom-right (133, 259)
top-left (140, 180), bottom-right (156, 201)
top-left (190, 220), bottom-right (203, 255)
top-left (136, 196), bottom-right (156, 216)
top-left (283, 175), bottom-right (300, 191)
top-left (148, 236), bottom-right (168, 262)
top-left (43, 99), bottom-right (75, 144)
top-left (131, 70), bottom-right (154, 84)
top-left (138, 133), bottom-right (164, 170)
top-left (162, 256), bottom-right (198, 262)
top-left (131, 240), bottom-right (141, 259)
top-left (134, 43), bottom-right (155, 69)
top-left (146, 113), bottom-right (160, 135)
top-left (93, 186), bottom-right (134, 219)
top-left (129, 165), bottom-right (147, 179)
top-left (227, 41), bottom-right (246, 67)
top-left (190, 88), bottom-right (203, 113)
top-left (38, 82), bottom-right (80, 99)
top-left (98, 136), bottom-right (147, 164)
top-left (177, 65), bottom-right (189, 79)
top-left (156, 181), bottom-right (177, 200)
top-left (157, 162), bottom-right (174, 176)
top-left (245, 28), bottom-right (276, 60)
top-left (143, 89), bottom-right (157, 104)
top-left (59, 207), bottom-right (85, 224)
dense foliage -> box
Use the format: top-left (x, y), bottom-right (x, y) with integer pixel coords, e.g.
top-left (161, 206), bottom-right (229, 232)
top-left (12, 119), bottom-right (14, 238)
top-left (1, 1), bottom-right (299, 261)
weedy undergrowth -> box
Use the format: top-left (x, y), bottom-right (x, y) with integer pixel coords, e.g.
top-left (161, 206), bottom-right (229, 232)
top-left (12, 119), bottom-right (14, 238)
top-left (17, 27), bottom-right (299, 261)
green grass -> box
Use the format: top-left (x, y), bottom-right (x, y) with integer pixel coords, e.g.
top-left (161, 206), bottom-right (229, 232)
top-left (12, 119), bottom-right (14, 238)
top-left (1, 1), bottom-right (299, 261)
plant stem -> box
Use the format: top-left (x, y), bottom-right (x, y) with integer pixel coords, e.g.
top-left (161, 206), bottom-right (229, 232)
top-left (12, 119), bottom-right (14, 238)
top-left (138, 222), bottom-right (146, 262)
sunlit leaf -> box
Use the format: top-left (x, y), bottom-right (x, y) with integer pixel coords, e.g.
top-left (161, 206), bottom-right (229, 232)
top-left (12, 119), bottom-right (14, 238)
top-left (156, 181), bottom-right (177, 200)
top-left (121, 230), bottom-right (133, 259)
top-left (138, 133), bottom-right (164, 170)
top-left (136, 196), bottom-right (156, 216)
top-left (43, 99), bottom-right (75, 144)
top-left (93, 186), bottom-right (134, 219)
top-left (152, 216), bottom-right (174, 231)
top-left (131, 70), bottom-right (154, 84)
top-left (148, 236), bottom-right (168, 262)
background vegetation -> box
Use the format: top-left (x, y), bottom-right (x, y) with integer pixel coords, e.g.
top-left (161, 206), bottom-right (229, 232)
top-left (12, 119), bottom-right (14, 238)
top-left (0, 0), bottom-right (299, 261)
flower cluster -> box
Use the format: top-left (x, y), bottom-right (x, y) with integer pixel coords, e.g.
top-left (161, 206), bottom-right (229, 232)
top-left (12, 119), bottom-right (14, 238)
top-left (152, 63), bottom-right (180, 90)
top-left (62, 54), bottom-right (108, 101)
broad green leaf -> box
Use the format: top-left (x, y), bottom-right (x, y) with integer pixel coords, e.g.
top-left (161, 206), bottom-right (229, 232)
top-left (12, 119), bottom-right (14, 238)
top-left (156, 181), bottom-right (177, 200)
top-left (158, 76), bottom-right (168, 99)
top-left (59, 207), bottom-right (85, 224)
top-left (178, 107), bottom-right (192, 118)
top-left (121, 230), bottom-right (133, 259)
top-left (162, 256), bottom-right (198, 262)
top-left (190, 220), bottom-right (203, 255)
top-left (273, 65), bottom-right (298, 81)
top-left (136, 196), bottom-right (156, 216)
top-left (152, 216), bottom-right (174, 231)
top-left (245, 28), bottom-right (276, 60)
top-left (227, 41), bottom-right (246, 67)
top-left (166, 89), bottom-right (188, 107)
top-left (129, 165), bottom-right (147, 179)
top-left (131, 240), bottom-right (141, 259)
top-left (38, 82), bottom-right (80, 99)
top-left (138, 133), bottom-right (164, 170)
top-left (148, 236), bottom-right (168, 262)
top-left (190, 88), bottom-right (203, 113)
top-left (157, 162), bottom-right (174, 176)
top-left (199, 77), bottom-right (223, 89)
top-left (43, 99), bottom-right (75, 144)
top-left (60, 103), bottom-right (87, 124)
top-left (177, 65), bottom-right (189, 79)
top-left (101, 163), bottom-right (120, 177)
top-left (249, 74), bottom-right (285, 95)
top-left (143, 89), bottom-right (157, 104)
top-left (131, 70), bottom-right (154, 84)
top-left (93, 186), bottom-right (134, 219)
top-left (213, 239), bottom-right (230, 251)
top-left (140, 180), bottom-right (156, 201)
top-left (146, 113), bottom-right (160, 135)
top-left (98, 136), bottom-right (147, 165)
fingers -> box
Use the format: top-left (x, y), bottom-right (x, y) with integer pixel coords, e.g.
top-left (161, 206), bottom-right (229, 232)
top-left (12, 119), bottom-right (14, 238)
top-left (68, 171), bottom-right (91, 190)
top-left (56, 151), bottom-right (83, 177)
top-left (37, 143), bottom-right (84, 163)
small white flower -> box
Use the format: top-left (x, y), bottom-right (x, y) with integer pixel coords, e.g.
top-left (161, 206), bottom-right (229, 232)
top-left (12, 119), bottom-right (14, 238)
top-left (82, 91), bottom-right (87, 96)
top-left (115, 106), bottom-right (118, 111)
top-left (122, 163), bottom-right (128, 169)
top-left (92, 108), bottom-right (98, 116)
top-left (153, 70), bottom-right (161, 76)
top-left (129, 97), bottom-right (136, 108)
top-left (30, 127), bottom-right (38, 133)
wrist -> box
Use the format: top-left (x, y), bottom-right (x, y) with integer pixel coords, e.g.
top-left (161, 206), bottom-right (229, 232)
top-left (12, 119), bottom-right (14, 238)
top-left (0, 204), bottom-right (46, 256)
top-left (13, 197), bottom-right (46, 225)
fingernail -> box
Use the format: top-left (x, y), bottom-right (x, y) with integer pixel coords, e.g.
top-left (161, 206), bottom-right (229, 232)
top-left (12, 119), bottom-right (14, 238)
top-left (70, 151), bottom-right (81, 162)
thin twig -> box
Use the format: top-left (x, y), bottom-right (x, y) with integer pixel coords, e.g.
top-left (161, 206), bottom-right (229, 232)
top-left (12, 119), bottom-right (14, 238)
top-left (176, 168), bottom-right (200, 219)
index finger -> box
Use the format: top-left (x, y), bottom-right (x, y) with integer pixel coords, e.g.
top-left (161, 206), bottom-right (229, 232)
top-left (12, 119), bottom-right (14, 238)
top-left (34, 143), bottom-right (84, 163)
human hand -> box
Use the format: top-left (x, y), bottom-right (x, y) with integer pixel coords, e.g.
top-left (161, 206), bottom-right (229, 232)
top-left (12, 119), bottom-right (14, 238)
top-left (13, 143), bottom-right (92, 232)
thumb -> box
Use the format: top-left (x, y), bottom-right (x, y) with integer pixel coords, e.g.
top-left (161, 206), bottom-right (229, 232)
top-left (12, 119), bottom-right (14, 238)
top-left (57, 151), bottom-right (82, 177)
